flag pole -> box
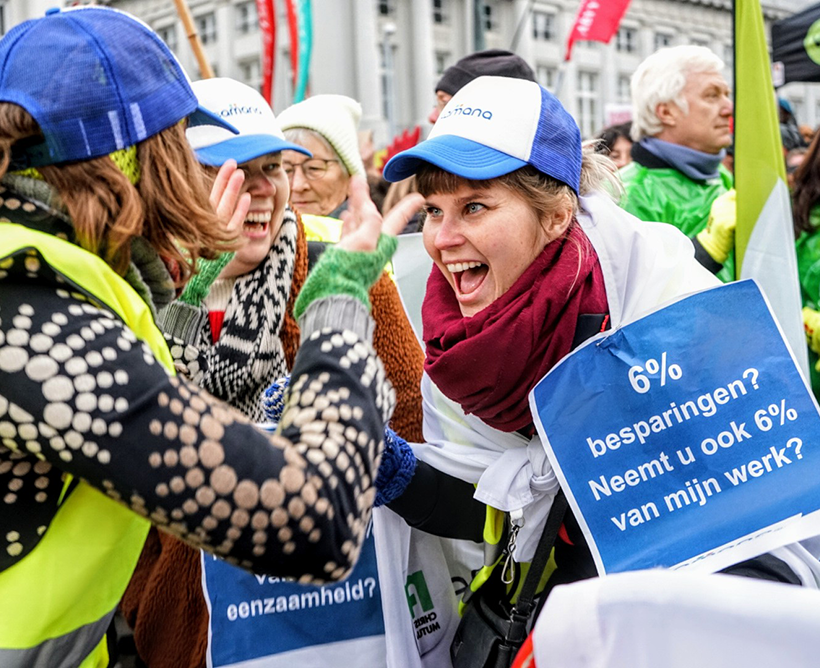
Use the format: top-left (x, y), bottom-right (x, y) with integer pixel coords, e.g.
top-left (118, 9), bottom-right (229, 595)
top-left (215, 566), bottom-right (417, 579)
top-left (172, 0), bottom-right (215, 79)
top-left (510, 0), bottom-right (537, 52)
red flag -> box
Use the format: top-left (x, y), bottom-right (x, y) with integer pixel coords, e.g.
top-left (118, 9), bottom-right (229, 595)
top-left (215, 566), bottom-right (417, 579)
top-left (564, 0), bottom-right (632, 61)
top-left (256, 0), bottom-right (275, 103)
top-left (284, 0), bottom-right (299, 89)
top-left (381, 125), bottom-right (422, 172)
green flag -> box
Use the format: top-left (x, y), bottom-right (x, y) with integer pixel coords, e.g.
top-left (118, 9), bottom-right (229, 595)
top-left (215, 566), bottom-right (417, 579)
top-left (735, 0), bottom-right (809, 376)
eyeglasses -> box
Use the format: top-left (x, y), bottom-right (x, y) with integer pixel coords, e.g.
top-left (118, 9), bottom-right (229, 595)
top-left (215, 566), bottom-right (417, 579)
top-left (282, 158), bottom-right (339, 181)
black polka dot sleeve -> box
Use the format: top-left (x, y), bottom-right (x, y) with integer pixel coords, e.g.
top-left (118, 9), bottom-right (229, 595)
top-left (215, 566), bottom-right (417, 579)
top-left (0, 282), bottom-right (394, 583)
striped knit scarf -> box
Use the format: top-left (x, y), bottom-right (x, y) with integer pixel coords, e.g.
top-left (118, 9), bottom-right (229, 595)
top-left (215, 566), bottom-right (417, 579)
top-left (200, 209), bottom-right (298, 421)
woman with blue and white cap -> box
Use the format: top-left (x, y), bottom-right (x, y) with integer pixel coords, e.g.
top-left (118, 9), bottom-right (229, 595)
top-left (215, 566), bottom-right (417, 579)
top-left (375, 75), bottom-right (813, 667)
top-left (122, 77), bottom-right (425, 668)
top-left (0, 8), bottom-right (417, 667)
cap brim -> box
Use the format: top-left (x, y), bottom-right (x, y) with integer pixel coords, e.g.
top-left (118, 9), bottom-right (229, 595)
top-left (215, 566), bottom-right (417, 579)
top-left (189, 105), bottom-right (240, 134)
top-left (383, 135), bottom-right (527, 182)
top-left (195, 135), bottom-right (312, 166)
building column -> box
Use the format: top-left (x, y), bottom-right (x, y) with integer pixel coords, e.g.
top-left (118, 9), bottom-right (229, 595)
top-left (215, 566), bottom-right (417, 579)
top-left (410, 0), bottom-right (436, 125)
top-left (352, 0), bottom-right (386, 139)
top-left (215, 0), bottom-right (233, 79)
top-left (463, 0), bottom-right (475, 54)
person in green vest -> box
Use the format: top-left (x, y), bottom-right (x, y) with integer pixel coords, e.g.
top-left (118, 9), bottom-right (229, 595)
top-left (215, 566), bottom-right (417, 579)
top-left (0, 7), bottom-right (419, 668)
top-left (789, 132), bottom-right (820, 400)
top-left (620, 45), bottom-right (736, 281)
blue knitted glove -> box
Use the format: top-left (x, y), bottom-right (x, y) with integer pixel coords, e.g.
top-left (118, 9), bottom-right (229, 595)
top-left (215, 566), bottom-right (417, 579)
top-left (262, 375), bottom-right (291, 425)
top-left (374, 427), bottom-right (417, 507)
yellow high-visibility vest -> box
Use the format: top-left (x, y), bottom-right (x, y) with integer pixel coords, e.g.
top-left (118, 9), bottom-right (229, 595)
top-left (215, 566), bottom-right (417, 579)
top-left (0, 223), bottom-right (174, 667)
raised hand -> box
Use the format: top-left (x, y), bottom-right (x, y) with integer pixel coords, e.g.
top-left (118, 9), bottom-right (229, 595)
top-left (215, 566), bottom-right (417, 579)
top-left (210, 159), bottom-right (251, 235)
top-left (338, 175), bottom-right (423, 252)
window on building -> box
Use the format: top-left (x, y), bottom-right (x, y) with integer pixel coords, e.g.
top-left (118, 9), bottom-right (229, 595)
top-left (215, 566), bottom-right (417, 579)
top-left (0, 3), bottom-right (6, 37)
top-left (197, 12), bottom-right (217, 44)
top-left (654, 32), bottom-right (672, 50)
top-left (380, 42), bottom-right (398, 127)
top-left (692, 38), bottom-right (710, 48)
top-left (432, 0), bottom-right (449, 25)
top-left (236, 2), bottom-right (258, 34)
top-left (617, 74), bottom-right (631, 103)
top-left (483, 2), bottom-right (498, 32)
top-left (239, 59), bottom-right (262, 93)
top-left (157, 24), bottom-right (177, 52)
top-left (435, 52), bottom-right (450, 75)
top-left (616, 27), bottom-right (637, 54)
top-left (536, 65), bottom-right (557, 91)
top-left (378, 0), bottom-right (395, 16)
top-left (576, 70), bottom-right (600, 139)
top-left (532, 11), bottom-right (555, 41)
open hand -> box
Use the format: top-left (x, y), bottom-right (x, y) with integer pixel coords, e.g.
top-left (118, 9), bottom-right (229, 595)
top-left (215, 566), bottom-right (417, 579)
top-left (210, 159), bottom-right (251, 236)
top-left (337, 175), bottom-right (423, 252)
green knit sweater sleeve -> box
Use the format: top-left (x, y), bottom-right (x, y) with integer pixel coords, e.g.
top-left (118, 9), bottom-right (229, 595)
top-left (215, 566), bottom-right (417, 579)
top-left (179, 252), bottom-right (236, 307)
top-left (294, 233), bottom-right (398, 320)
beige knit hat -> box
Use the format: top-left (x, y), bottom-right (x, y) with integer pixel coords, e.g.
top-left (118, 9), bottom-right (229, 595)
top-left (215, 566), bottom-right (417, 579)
top-left (277, 94), bottom-right (366, 177)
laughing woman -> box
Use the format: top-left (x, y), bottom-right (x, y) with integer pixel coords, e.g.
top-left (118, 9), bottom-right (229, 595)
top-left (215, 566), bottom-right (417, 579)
top-left (377, 75), bottom-right (814, 666)
top-left (0, 9), bottom-right (414, 667)
top-left (120, 78), bottom-right (425, 668)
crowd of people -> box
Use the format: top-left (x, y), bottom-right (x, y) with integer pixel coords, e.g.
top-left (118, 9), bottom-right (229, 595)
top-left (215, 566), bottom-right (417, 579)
top-left (2, 6), bottom-right (820, 668)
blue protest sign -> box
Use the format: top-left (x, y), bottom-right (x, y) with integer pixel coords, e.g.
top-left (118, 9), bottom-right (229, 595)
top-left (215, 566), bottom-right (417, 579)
top-left (203, 524), bottom-right (385, 667)
top-left (530, 280), bottom-right (820, 575)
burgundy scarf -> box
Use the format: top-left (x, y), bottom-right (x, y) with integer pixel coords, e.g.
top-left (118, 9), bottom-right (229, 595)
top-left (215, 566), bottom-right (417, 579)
top-left (423, 224), bottom-right (608, 433)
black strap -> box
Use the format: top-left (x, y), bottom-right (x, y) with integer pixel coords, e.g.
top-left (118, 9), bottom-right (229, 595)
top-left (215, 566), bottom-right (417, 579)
top-left (513, 489), bottom-right (568, 615)
top-left (493, 490), bottom-right (567, 650)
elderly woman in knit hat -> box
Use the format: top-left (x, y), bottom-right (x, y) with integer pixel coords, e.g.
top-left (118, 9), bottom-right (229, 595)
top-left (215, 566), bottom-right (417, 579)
top-left (119, 77), bottom-right (425, 668)
top-left (277, 94), bottom-right (366, 220)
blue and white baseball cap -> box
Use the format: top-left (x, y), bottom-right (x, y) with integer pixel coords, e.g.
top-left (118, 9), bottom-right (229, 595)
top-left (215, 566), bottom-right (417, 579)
top-left (384, 76), bottom-right (582, 193)
top-left (0, 6), bottom-right (237, 170)
top-left (188, 78), bottom-right (310, 167)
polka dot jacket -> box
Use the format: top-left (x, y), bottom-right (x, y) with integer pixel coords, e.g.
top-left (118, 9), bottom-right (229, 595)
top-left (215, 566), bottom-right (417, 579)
top-left (0, 196), bottom-right (396, 584)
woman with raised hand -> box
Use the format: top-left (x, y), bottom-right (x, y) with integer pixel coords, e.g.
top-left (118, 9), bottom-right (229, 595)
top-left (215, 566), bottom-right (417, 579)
top-left (0, 8), bottom-right (417, 667)
top-left (120, 77), bottom-right (424, 668)
top-left (376, 75), bottom-right (811, 667)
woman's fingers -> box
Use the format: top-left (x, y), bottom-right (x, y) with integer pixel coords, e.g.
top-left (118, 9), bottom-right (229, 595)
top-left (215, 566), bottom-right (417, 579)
top-left (210, 160), bottom-right (238, 210)
top-left (227, 193), bottom-right (252, 235)
top-left (339, 209), bottom-right (357, 239)
top-left (336, 177), bottom-right (423, 251)
top-left (382, 193), bottom-right (424, 237)
top-left (337, 176), bottom-right (383, 251)
top-left (210, 160), bottom-right (247, 233)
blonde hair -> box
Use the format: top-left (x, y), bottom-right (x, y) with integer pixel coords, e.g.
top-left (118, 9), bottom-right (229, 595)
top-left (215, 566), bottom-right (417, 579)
top-left (0, 103), bottom-right (237, 283)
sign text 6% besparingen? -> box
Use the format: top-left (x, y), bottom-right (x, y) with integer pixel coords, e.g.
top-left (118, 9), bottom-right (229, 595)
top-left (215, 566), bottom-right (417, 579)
top-left (628, 352), bottom-right (683, 394)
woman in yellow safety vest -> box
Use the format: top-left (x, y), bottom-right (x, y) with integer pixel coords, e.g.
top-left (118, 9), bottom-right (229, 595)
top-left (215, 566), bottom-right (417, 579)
top-left (0, 7), bottom-right (417, 667)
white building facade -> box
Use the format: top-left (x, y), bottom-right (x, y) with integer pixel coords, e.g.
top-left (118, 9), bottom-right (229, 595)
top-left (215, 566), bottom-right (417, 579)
top-left (0, 0), bottom-right (817, 142)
